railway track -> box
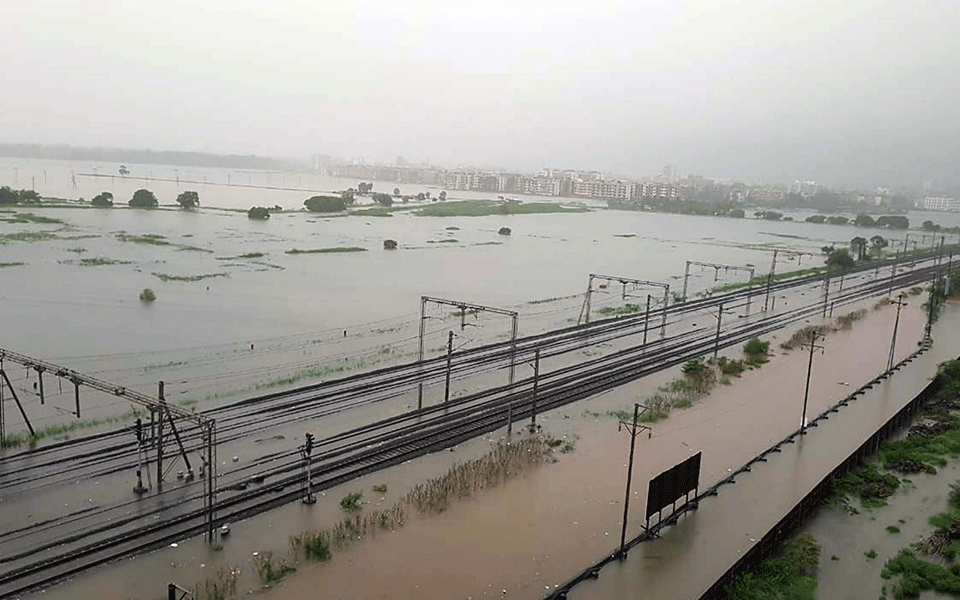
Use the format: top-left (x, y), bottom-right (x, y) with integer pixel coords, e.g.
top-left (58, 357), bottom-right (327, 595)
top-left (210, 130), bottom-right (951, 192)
top-left (0, 254), bottom-right (950, 597)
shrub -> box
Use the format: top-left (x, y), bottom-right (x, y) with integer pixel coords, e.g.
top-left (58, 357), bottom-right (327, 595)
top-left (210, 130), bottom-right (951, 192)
top-left (383, 239), bottom-right (398, 250)
top-left (498, 227), bottom-right (512, 236)
top-left (139, 288), bottom-right (156, 302)
top-left (129, 189), bottom-right (158, 208)
top-left (91, 191), bottom-right (114, 207)
top-left (247, 206), bottom-right (271, 220)
top-left (176, 191), bottom-right (200, 209)
top-left (340, 492), bottom-right (363, 511)
top-left (304, 195), bottom-right (346, 212)
top-left (743, 338), bottom-right (769, 356)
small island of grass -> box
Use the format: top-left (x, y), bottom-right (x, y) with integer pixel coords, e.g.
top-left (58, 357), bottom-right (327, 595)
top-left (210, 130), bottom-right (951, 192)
top-left (285, 247), bottom-right (367, 255)
top-left (414, 199), bottom-right (589, 217)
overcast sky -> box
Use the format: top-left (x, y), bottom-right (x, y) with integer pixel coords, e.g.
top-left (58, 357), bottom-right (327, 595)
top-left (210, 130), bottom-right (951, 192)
top-left (2, 0), bottom-right (958, 188)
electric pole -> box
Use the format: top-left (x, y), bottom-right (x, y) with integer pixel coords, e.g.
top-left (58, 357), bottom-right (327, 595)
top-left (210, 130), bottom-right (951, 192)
top-left (617, 403), bottom-right (651, 559)
top-left (134, 418), bottom-right (147, 494)
top-left (887, 294), bottom-right (907, 372)
top-left (528, 348), bottom-right (540, 432)
top-left (301, 433), bottom-right (316, 504)
top-left (712, 303), bottom-right (725, 364)
top-left (444, 331), bottom-right (454, 405)
top-left (799, 331), bottom-right (825, 431)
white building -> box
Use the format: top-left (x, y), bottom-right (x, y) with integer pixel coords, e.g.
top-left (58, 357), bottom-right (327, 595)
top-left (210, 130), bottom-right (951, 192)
top-left (923, 197), bottom-right (960, 212)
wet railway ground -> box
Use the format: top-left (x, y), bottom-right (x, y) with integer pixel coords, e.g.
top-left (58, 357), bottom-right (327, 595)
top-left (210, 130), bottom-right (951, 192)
top-left (21, 285), bottom-right (954, 600)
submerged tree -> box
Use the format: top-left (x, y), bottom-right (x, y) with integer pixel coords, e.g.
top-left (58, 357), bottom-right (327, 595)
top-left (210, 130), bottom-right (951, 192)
top-left (176, 191), bottom-right (200, 209)
top-left (826, 248), bottom-right (855, 270)
top-left (129, 189), bottom-right (159, 208)
top-left (304, 196), bottom-right (346, 212)
top-left (91, 191), bottom-right (114, 207)
top-left (248, 206), bottom-right (271, 220)
top-left (870, 235), bottom-right (888, 257)
top-left (849, 236), bottom-right (868, 261)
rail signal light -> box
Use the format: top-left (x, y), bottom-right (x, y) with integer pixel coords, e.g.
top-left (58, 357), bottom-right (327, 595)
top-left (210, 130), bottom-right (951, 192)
top-left (135, 418), bottom-right (143, 444)
top-left (304, 433), bottom-right (314, 455)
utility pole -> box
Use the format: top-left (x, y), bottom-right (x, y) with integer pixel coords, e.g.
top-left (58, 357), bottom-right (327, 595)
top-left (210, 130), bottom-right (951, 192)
top-left (417, 297), bottom-right (427, 409)
top-left (528, 348), bottom-right (540, 432)
top-left (642, 294), bottom-right (651, 348)
top-left (617, 403), bottom-right (652, 559)
top-left (822, 273), bottom-right (831, 318)
top-left (301, 432), bottom-right (316, 504)
top-left (156, 381), bottom-right (165, 488)
top-left (134, 417), bottom-right (147, 494)
top-left (444, 331), bottom-right (454, 405)
top-left (712, 303), bottom-right (725, 363)
top-left (887, 294), bottom-right (907, 372)
top-left (799, 331), bottom-right (825, 431)
top-left (764, 250), bottom-right (778, 312)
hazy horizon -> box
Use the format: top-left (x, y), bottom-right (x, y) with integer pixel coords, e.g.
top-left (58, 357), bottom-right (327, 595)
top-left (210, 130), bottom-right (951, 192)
top-left (2, 0), bottom-right (959, 189)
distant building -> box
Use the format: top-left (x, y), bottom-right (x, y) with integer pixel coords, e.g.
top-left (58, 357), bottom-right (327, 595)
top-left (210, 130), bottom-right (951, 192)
top-left (923, 197), bottom-right (960, 212)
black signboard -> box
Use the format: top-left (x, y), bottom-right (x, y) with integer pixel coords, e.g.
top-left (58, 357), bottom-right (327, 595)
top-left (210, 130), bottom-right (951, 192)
top-left (645, 452), bottom-right (702, 519)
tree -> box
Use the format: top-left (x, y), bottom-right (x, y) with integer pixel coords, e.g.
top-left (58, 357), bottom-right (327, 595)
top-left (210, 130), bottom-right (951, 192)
top-left (854, 214), bottom-right (875, 227)
top-left (876, 215), bottom-right (909, 229)
top-left (304, 196), bottom-right (346, 212)
top-left (119, 165), bottom-right (130, 176)
top-left (357, 182), bottom-right (372, 194)
top-left (826, 216), bottom-right (849, 225)
top-left (870, 235), bottom-right (888, 257)
top-left (129, 189), bottom-right (158, 208)
top-left (849, 236), bottom-right (868, 261)
top-left (498, 227), bottom-right (512, 236)
top-left (805, 215), bottom-right (827, 224)
top-left (383, 239), bottom-right (398, 250)
top-left (176, 191), bottom-right (199, 209)
top-left (759, 211), bottom-right (783, 221)
top-left (372, 193), bottom-right (393, 207)
top-left (91, 191), bottom-right (114, 207)
top-left (0, 186), bottom-right (17, 204)
top-left (18, 189), bottom-right (41, 203)
top-left (341, 189), bottom-right (356, 205)
top-left (393, 188), bottom-right (401, 197)
top-left (826, 248), bottom-right (855, 270)
top-left (922, 220), bottom-right (942, 232)
top-left (416, 192), bottom-right (426, 201)
top-left (248, 206), bottom-right (271, 220)
top-left (438, 191), bottom-right (447, 201)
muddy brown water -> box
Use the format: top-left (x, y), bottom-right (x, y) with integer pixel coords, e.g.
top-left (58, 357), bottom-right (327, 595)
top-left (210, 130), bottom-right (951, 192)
top-left (30, 296), bottom-right (954, 599)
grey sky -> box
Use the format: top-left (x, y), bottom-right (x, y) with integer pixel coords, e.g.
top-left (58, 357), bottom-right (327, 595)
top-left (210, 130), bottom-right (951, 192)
top-left (2, 0), bottom-right (958, 188)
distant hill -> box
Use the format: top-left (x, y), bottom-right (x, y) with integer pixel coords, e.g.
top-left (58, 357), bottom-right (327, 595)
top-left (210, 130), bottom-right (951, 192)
top-left (0, 143), bottom-right (309, 171)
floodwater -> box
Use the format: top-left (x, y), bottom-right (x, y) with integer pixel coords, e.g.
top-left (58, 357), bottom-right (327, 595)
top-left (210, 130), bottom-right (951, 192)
top-left (2, 158), bottom-right (959, 599)
top-left (26, 293), bottom-right (955, 600)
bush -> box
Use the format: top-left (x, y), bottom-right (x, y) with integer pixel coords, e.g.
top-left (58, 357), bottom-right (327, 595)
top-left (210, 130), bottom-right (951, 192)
top-left (247, 206), bottom-right (271, 220)
top-left (498, 227), bottom-right (512, 236)
top-left (383, 239), bottom-right (398, 250)
top-left (176, 190), bottom-right (199, 209)
top-left (743, 337), bottom-right (769, 356)
top-left (304, 195), bottom-right (346, 212)
top-left (139, 288), bottom-right (156, 302)
top-left (91, 192), bottom-right (114, 207)
top-left (129, 189), bottom-right (158, 208)
top-left (340, 492), bottom-right (363, 511)
top-left (372, 193), bottom-right (393, 207)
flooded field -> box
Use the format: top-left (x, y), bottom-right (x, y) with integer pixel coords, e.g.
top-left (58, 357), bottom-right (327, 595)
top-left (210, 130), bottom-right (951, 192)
top-left (2, 159), bottom-right (959, 600)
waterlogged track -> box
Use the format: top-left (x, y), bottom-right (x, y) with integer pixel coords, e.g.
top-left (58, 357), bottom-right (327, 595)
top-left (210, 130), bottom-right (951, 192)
top-left (0, 256), bottom-right (948, 597)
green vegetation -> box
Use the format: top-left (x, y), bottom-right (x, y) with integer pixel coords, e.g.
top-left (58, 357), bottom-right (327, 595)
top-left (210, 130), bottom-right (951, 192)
top-left (830, 461), bottom-right (901, 511)
top-left (139, 288), bottom-right (156, 302)
top-left (887, 526), bottom-right (901, 534)
top-left (128, 188), bottom-right (159, 208)
top-left (0, 262), bottom-right (24, 268)
top-left (880, 549), bottom-right (960, 600)
top-left (866, 549), bottom-right (878, 559)
top-left (0, 186), bottom-right (41, 204)
top-left (340, 492), bottom-right (364, 512)
top-left (383, 239), bottom-right (398, 250)
top-left (116, 232), bottom-right (170, 246)
top-left (0, 231), bottom-right (60, 244)
top-left (1, 212), bottom-right (66, 224)
top-left (0, 408), bottom-right (145, 449)
top-left (247, 206), bottom-right (271, 220)
top-left (726, 533), bottom-right (820, 600)
top-left (71, 257), bottom-right (133, 267)
top-left (289, 530), bottom-right (332, 562)
top-left (597, 302), bottom-right (645, 317)
top-left (176, 190), bottom-right (200, 209)
top-left (373, 484), bottom-right (388, 493)
top-left (708, 265), bottom-right (828, 295)
top-left (285, 246), bottom-right (367, 254)
top-left (304, 195), bottom-right (346, 212)
top-left (151, 272), bottom-right (228, 282)
top-left (351, 207), bottom-right (395, 217)
top-left (255, 552), bottom-right (296, 584)
top-left (498, 226), bottom-right (512, 235)
top-left (91, 192), bottom-right (114, 207)
top-left (414, 199), bottom-right (589, 217)
top-left (427, 238), bottom-right (458, 244)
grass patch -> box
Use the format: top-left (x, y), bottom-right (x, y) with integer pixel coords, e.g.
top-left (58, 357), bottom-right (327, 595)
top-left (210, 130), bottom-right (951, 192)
top-left (340, 492), bottom-right (363, 512)
top-left (285, 246), bottom-right (367, 254)
top-left (414, 199), bottom-right (589, 217)
top-left (638, 410), bottom-right (669, 423)
top-left (887, 525), bottom-right (901, 534)
top-left (1, 212), bottom-right (67, 225)
top-left (0, 408), bottom-right (144, 449)
top-left (255, 552), bottom-right (296, 584)
top-left (116, 232), bottom-right (170, 246)
top-left (830, 462), bottom-right (900, 511)
top-left (427, 239), bottom-right (459, 243)
top-left (289, 530), bottom-right (332, 562)
top-left (373, 484), bottom-right (388, 493)
top-left (0, 231), bottom-right (60, 243)
top-left (0, 261), bottom-right (25, 268)
top-left (880, 549), bottom-right (960, 600)
top-left (151, 272), bottom-right (228, 282)
top-left (726, 533), bottom-right (820, 600)
top-left (866, 549), bottom-right (878, 559)
top-left (597, 303), bottom-right (645, 317)
top-left (73, 257), bottom-right (134, 267)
